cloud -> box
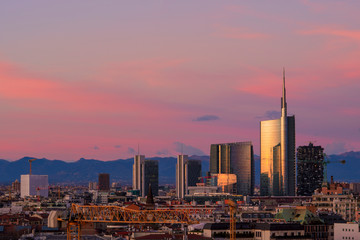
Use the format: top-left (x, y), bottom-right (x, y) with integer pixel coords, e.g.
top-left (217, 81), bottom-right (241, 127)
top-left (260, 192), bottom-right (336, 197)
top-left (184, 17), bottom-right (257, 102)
top-left (256, 110), bottom-right (281, 120)
top-left (114, 145), bottom-right (122, 149)
top-left (92, 146), bottom-right (100, 150)
top-left (156, 149), bottom-right (170, 156)
top-left (173, 142), bottom-right (205, 156)
top-left (127, 147), bottom-right (136, 155)
top-left (325, 142), bottom-right (348, 155)
top-left (193, 115), bottom-right (220, 121)
top-left (299, 27), bottom-right (360, 41)
top-left (214, 25), bottom-right (270, 40)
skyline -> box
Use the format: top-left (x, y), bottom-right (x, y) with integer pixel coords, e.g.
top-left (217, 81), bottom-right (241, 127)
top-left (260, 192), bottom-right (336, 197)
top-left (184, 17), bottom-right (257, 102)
top-left (0, 1), bottom-right (359, 161)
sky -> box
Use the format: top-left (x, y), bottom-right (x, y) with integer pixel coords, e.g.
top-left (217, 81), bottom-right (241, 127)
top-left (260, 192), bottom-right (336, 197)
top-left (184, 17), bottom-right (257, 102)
top-left (0, 1), bottom-right (359, 161)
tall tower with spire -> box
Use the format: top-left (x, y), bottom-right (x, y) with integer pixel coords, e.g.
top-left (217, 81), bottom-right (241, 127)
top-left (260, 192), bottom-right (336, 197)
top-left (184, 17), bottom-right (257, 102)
top-left (260, 69), bottom-right (295, 196)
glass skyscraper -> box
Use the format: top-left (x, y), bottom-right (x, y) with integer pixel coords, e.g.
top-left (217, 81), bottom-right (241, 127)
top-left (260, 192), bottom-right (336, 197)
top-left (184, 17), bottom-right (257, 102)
top-left (210, 142), bottom-right (254, 195)
top-left (260, 70), bottom-right (296, 196)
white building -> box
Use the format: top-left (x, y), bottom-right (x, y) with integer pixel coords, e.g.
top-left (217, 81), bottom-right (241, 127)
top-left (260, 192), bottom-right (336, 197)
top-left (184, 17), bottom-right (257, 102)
top-left (21, 174), bottom-right (49, 198)
top-left (176, 154), bottom-right (188, 199)
top-left (133, 155), bottom-right (145, 192)
top-left (334, 223), bottom-right (360, 240)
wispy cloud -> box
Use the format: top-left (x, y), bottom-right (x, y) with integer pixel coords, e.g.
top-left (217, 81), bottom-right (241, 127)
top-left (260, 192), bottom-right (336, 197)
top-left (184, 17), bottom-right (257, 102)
top-left (114, 145), bottom-right (122, 149)
top-left (127, 147), bottom-right (135, 155)
top-left (299, 27), bottom-right (360, 41)
top-left (214, 25), bottom-right (270, 40)
top-left (193, 115), bottom-right (220, 122)
top-left (256, 110), bottom-right (281, 120)
top-left (92, 146), bottom-right (100, 150)
top-left (173, 142), bottom-right (205, 156)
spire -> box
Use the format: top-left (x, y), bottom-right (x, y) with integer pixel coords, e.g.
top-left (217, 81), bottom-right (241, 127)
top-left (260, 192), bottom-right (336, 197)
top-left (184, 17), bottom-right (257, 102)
top-left (281, 67), bottom-right (287, 116)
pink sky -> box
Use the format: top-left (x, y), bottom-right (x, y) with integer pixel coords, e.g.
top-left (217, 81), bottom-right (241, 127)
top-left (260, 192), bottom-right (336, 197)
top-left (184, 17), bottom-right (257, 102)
top-left (0, 1), bottom-right (359, 161)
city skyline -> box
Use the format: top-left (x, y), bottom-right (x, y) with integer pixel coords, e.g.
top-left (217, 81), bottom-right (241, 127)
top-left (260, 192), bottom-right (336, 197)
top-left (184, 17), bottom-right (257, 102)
top-left (0, 1), bottom-right (359, 161)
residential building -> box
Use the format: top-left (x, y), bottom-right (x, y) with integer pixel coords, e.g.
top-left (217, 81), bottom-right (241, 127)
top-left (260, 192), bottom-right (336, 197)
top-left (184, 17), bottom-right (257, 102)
top-left (334, 222), bottom-right (360, 240)
top-left (297, 143), bottom-right (324, 196)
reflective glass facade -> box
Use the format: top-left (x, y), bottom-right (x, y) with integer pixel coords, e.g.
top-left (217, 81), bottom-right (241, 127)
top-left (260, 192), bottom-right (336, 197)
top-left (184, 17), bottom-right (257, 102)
top-left (142, 160), bottom-right (159, 197)
top-left (210, 142), bottom-right (254, 195)
top-left (260, 117), bottom-right (295, 196)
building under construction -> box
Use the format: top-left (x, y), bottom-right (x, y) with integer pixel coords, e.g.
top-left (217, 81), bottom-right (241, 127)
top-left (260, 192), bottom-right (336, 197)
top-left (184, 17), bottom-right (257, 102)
top-left (297, 143), bottom-right (324, 196)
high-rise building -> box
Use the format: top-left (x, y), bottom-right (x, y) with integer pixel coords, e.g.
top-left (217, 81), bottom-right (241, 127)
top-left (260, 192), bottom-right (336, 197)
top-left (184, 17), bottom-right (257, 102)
top-left (297, 143), bottom-right (324, 196)
top-left (176, 155), bottom-right (188, 198)
top-left (142, 160), bottom-right (159, 197)
top-left (20, 175), bottom-right (49, 198)
top-left (260, 69), bottom-right (296, 196)
top-left (133, 155), bottom-right (145, 191)
top-left (210, 141), bottom-right (254, 195)
top-left (98, 173), bottom-right (110, 191)
top-left (187, 160), bottom-right (201, 187)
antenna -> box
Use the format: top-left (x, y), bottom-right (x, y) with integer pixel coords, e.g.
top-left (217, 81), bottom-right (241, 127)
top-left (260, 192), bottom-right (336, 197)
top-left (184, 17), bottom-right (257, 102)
top-left (137, 143), bottom-right (140, 155)
top-left (181, 143), bottom-right (184, 155)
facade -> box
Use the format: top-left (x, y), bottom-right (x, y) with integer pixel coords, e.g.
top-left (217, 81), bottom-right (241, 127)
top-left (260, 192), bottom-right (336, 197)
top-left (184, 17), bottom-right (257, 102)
top-left (334, 223), bottom-right (360, 240)
top-left (210, 141), bottom-right (254, 195)
top-left (98, 173), bottom-right (110, 191)
top-left (20, 175), bottom-right (49, 198)
top-left (297, 143), bottom-right (324, 196)
top-left (142, 160), bottom-right (159, 197)
top-left (312, 194), bottom-right (357, 222)
top-left (133, 155), bottom-right (145, 191)
top-left (187, 160), bottom-right (201, 187)
top-left (176, 155), bottom-right (188, 198)
top-left (260, 70), bottom-right (296, 196)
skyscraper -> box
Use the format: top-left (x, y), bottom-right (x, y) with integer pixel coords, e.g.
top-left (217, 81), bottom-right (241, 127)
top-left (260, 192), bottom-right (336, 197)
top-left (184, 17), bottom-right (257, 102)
top-left (210, 142), bottom-right (254, 195)
top-left (260, 70), bottom-right (296, 196)
top-left (98, 173), bottom-right (110, 191)
top-left (143, 160), bottom-right (159, 197)
top-left (132, 155), bottom-right (159, 197)
top-left (297, 143), bottom-right (324, 196)
top-left (133, 155), bottom-right (145, 191)
top-left (176, 155), bottom-right (188, 198)
top-left (187, 160), bottom-right (201, 187)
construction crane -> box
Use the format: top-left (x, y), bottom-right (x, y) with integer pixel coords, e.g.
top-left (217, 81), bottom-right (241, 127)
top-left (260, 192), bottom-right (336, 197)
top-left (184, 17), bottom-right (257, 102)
top-left (28, 158), bottom-right (37, 175)
top-left (322, 153), bottom-right (346, 186)
top-left (227, 200), bottom-right (237, 240)
top-left (61, 204), bottom-right (200, 240)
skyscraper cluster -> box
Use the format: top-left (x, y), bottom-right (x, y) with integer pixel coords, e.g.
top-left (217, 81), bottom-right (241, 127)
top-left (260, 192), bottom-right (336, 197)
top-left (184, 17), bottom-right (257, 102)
top-left (132, 155), bottom-right (159, 197)
top-left (131, 70), bottom-right (329, 198)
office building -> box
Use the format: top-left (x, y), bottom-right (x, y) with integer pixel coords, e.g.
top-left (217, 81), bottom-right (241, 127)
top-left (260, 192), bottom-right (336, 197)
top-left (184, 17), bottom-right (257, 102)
top-left (176, 155), bottom-right (188, 198)
top-left (20, 174), bottom-right (49, 198)
top-left (133, 155), bottom-right (145, 191)
top-left (210, 141), bottom-right (254, 195)
top-left (297, 143), bottom-right (324, 196)
top-left (260, 70), bottom-right (296, 196)
top-left (187, 160), bottom-right (201, 186)
top-left (98, 173), bottom-right (110, 191)
top-left (142, 160), bottom-right (159, 197)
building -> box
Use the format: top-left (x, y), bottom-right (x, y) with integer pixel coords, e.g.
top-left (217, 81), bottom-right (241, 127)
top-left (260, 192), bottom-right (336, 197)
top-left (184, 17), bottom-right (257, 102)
top-left (12, 179), bottom-right (20, 194)
top-left (260, 69), bottom-right (296, 196)
top-left (312, 194), bottom-right (357, 222)
top-left (142, 160), bottom-right (159, 197)
top-left (297, 143), bottom-right (324, 196)
top-left (20, 175), bottom-right (48, 198)
top-left (210, 141), bottom-right (254, 195)
top-left (187, 159), bottom-right (201, 187)
top-left (98, 173), bottom-right (110, 191)
top-left (133, 155), bottom-right (145, 191)
top-left (176, 155), bottom-right (188, 198)
top-left (334, 222), bottom-right (360, 240)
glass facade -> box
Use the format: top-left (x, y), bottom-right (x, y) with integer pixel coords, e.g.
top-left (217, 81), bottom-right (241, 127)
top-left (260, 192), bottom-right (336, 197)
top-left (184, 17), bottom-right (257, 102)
top-left (260, 116), bottom-right (295, 196)
top-left (187, 160), bottom-right (201, 187)
top-left (210, 142), bottom-right (254, 195)
top-left (142, 160), bottom-right (159, 197)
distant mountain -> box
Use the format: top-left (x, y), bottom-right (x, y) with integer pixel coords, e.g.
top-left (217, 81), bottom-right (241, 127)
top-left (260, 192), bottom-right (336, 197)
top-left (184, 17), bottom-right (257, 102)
top-left (0, 151), bottom-right (359, 185)
top-left (0, 156), bottom-right (210, 185)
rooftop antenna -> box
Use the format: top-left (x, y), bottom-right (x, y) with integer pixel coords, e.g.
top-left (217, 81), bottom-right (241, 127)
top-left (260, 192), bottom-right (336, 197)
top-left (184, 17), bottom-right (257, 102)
top-left (137, 143), bottom-right (140, 155)
top-left (181, 143), bottom-right (184, 155)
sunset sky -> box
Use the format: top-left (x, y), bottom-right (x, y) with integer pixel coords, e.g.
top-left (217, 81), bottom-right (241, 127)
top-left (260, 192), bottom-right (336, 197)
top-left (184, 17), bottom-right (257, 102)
top-left (0, 1), bottom-right (359, 161)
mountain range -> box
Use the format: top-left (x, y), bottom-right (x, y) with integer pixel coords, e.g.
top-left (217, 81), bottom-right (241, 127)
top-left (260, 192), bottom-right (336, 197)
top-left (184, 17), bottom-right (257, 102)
top-left (0, 151), bottom-right (359, 185)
